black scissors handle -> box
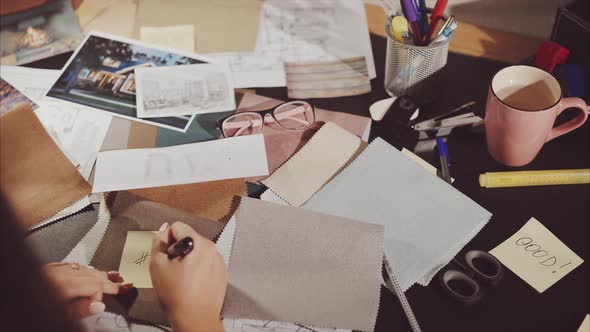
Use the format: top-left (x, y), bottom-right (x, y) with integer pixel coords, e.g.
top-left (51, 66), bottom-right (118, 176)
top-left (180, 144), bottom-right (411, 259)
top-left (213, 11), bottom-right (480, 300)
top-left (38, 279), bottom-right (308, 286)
top-left (440, 250), bottom-right (503, 304)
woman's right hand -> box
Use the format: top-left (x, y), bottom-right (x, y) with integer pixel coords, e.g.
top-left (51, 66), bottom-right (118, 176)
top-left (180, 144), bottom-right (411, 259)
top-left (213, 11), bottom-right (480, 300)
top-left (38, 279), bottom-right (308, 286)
top-left (150, 222), bottom-right (227, 332)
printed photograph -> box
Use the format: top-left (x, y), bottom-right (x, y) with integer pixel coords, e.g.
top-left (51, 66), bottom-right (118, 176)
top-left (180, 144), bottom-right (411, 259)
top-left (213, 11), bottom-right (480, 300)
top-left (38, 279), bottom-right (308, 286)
top-left (47, 33), bottom-right (210, 132)
top-left (0, 78), bottom-right (38, 115)
top-left (0, 0), bottom-right (83, 65)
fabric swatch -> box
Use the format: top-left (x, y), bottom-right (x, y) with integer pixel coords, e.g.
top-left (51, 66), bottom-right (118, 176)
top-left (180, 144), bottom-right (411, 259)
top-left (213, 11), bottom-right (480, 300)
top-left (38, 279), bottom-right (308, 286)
top-left (130, 178), bottom-right (246, 222)
top-left (0, 103), bottom-right (91, 228)
top-left (26, 204), bottom-right (99, 264)
top-left (64, 194), bottom-right (110, 265)
top-left (286, 57), bottom-right (371, 99)
top-left (223, 197), bottom-right (383, 332)
top-left (303, 138), bottom-right (492, 291)
top-left (91, 191), bottom-right (225, 325)
top-left (262, 122), bottom-right (361, 207)
top-left (236, 93), bottom-right (371, 182)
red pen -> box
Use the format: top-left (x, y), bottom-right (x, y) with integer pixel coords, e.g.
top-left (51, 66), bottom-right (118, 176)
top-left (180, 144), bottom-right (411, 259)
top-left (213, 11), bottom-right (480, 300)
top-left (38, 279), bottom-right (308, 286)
top-left (425, 0), bottom-right (448, 44)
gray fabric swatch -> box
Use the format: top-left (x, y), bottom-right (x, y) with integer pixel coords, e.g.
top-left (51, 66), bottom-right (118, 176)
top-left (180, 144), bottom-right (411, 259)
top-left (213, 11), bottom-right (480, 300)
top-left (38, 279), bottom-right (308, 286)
top-left (26, 204), bottom-right (99, 264)
top-left (223, 197), bottom-right (383, 332)
top-left (303, 138), bottom-right (492, 291)
top-left (91, 191), bottom-right (225, 325)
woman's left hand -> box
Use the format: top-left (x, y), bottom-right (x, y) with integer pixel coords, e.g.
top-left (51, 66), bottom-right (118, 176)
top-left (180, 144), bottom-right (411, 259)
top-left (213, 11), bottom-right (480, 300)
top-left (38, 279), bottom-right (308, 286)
top-left (43, 262), bottom-right (133, 319)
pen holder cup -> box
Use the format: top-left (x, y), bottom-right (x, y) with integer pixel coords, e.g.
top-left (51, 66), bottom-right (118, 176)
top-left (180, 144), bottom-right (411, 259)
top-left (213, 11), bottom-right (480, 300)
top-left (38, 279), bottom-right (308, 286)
top-left (384, 16), bottom-right (450, 102)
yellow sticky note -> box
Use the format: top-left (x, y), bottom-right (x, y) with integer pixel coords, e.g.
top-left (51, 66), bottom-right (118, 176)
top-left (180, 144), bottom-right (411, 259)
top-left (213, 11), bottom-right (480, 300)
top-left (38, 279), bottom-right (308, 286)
top-left (140, 25), bottom-right (195, 53)
top-left (490, 218), bottom-right (583, 293)
top-left (578, 315), bottom-right (590, 332)
top-left (118, 231), bottom-right (157, 288)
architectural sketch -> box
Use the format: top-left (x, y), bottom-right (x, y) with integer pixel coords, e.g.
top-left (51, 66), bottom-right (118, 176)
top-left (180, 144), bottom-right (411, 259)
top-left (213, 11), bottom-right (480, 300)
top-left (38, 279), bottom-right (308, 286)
top-left (223, 319), bottom-right (350, 332)
top-left (136, 63), bottom-right (236, 118)
top-left (206, 0), bottom-right (375, 88)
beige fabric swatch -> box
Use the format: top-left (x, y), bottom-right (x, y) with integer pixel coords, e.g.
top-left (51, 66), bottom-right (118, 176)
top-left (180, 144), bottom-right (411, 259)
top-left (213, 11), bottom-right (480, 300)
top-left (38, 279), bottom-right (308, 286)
top-left (0, 103), bottom-right (91, 228)
top-left (135, 0), bottom-right (261, 53)
top-left (262, 122), bottom-right (361, 207)
top-left (578, 315), bottom-right (590, 332)
top-left (223, 197), bottom-right (383, 332)
top-left (140, 25), bottom-right (195, 52)
top-left (118, 231), bottom-right (156, 288)
top-left (286, 57), bottom-right (371, 99)
top-left (490, 217), bottom-right (584, 293)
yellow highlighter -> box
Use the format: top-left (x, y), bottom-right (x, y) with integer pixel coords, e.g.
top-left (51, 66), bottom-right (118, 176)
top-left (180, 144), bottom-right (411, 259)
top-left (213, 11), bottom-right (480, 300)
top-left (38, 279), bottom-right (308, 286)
top-left (391, 16), bottom-right (409, 43)
top-left (479, 169), bottom-right (590, 188)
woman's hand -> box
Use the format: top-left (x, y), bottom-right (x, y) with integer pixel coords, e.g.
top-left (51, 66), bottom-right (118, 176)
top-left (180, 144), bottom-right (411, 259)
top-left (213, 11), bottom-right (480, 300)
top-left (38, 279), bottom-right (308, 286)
top-left (150, 222), bottom-right (227, 332)
top-left (43, 262), bottom-right (132, 319)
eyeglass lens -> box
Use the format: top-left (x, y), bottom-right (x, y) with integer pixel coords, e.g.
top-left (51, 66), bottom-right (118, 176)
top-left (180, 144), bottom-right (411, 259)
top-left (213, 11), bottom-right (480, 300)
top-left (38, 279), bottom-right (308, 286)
top-left (273, 101), bottom-right (314, 130)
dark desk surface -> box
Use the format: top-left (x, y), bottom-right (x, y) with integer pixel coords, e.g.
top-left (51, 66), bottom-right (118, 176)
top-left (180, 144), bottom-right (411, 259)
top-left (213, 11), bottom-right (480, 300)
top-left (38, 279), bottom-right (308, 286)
top-left (25, 32), bottom-right (589, 332)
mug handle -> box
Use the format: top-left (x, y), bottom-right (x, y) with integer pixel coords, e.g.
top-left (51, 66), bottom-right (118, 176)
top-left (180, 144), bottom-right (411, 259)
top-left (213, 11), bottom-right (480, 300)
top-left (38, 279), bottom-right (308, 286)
top-left (546, 97), bottom-right (589, 142)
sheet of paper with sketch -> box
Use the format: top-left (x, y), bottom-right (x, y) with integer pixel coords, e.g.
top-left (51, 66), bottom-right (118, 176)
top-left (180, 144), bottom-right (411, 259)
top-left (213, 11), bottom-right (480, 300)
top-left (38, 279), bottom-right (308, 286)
top-left (135, 63), bottom-right (236, 118)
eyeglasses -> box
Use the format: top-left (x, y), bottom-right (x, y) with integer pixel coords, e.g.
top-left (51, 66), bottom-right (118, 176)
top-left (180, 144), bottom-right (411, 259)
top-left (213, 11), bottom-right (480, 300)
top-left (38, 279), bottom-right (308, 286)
top-left (217, 101), bottom-right (315, 138)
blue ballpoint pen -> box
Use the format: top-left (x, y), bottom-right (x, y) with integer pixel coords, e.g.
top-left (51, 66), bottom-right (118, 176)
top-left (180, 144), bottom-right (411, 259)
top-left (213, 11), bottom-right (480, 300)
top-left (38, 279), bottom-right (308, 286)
top-left (400, 0), bottom-right (423, 44)
top-left (436, 137), bottom-right (452, 184)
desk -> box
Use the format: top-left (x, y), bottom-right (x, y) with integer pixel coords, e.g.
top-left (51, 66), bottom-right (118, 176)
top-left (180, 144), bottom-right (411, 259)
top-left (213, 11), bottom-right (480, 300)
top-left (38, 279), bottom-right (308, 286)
top-left (25, 3), bottom-right (589, 331)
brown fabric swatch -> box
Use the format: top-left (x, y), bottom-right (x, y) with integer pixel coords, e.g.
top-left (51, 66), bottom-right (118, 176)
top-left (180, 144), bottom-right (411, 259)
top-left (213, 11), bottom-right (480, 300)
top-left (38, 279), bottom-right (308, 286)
top-left (0, 103), bottom-right (91, 228)
top-left (127, 122), bottom-right (158, 149)
top-left (91, 191), bottom-right (225, 325)
top-left (129, 178), bottom-right (246, 222)
top-left (223, 197), bottom-right (383, 331)
top-left (236, 93), bottom-right (371, 183)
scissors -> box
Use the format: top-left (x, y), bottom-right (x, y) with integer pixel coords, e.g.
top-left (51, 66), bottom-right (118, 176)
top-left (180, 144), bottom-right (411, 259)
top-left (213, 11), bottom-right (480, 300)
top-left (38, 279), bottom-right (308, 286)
top-left (439, 250), bottom-right (504, 304)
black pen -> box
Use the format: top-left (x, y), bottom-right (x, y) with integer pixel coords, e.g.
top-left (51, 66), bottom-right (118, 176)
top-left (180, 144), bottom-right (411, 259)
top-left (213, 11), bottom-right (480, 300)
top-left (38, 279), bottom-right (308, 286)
top-left (167, 236), bottom-right (194, 259)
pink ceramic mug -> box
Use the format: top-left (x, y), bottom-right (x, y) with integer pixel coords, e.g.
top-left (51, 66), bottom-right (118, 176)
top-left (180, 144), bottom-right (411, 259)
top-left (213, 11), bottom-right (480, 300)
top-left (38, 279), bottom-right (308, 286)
top-left (485, 65), bottom-right (588, 166)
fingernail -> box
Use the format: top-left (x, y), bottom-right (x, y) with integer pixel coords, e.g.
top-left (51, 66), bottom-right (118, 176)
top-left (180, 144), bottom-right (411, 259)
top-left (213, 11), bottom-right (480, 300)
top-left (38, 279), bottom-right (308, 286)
top-left (159, 222), bottom-right (169, 232)
top-left (108, 271), bottom-right (120, 276)
top-left (89, 301), bottom-right (105, 314)
top-left (87, 265), bottom-right (95, 269)
top-left (122, 282), bottom-right (134, 288)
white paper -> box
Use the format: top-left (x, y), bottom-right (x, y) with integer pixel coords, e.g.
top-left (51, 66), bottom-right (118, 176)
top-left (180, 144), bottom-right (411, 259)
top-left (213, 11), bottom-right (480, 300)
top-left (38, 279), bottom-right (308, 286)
top-left (205, 0), bottom-right (375, 88)
top-left (36, 98), bottom-right (112, 179)
top-left (135, 64), bottom-right (235, 118)
top-left (257, 0), bottom-right (375, 79)
top-left (0, 66), bottom-right (60, 102)
top-left (223, 318), bottom-right (350, 332)
top-left (92, 134), bottom-right (269, 192)
top-left (206, 52), bottom-right (286, 88)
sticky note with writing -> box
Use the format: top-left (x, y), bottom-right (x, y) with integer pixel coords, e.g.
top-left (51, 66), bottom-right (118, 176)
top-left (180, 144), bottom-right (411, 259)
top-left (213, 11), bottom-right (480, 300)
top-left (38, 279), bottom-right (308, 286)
top-left (490, 218), bottom-right (583, 293)
top-left (118, 231), bottom-right (157, 288)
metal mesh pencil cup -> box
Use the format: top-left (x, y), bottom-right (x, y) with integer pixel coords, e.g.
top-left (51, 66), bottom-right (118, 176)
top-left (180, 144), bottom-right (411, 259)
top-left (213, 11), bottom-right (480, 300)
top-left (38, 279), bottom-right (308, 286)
top-left (384, 16), bottom-right (450, 101)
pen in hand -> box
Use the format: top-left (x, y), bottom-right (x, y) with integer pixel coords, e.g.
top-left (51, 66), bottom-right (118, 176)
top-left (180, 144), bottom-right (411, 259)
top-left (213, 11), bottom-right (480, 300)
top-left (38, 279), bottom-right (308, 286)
top-left (167, 236), bottom-right (194, 259)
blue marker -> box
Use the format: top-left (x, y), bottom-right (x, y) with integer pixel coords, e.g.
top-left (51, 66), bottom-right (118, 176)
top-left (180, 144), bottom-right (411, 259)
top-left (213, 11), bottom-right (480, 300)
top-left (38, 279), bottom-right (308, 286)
top-left (436, 137), bottom-right (452, 184)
